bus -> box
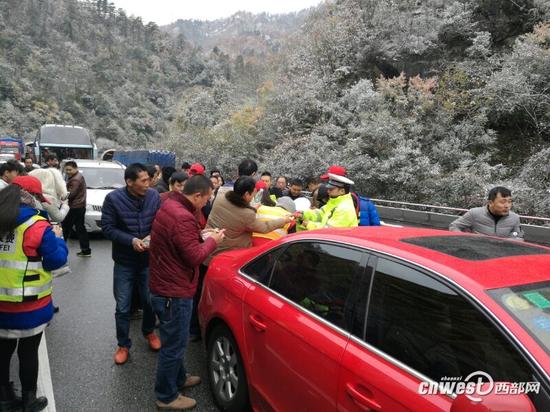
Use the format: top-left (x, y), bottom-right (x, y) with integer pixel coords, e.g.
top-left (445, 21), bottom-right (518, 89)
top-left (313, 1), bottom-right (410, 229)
top-left (33, 124), bottom-right (98, 164)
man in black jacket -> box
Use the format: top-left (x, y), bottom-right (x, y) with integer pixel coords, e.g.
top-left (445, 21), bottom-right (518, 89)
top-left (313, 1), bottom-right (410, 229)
top-left (101, 163), bottom-right (162, 365)
top-left (62, 161), bottom-right (90, 256)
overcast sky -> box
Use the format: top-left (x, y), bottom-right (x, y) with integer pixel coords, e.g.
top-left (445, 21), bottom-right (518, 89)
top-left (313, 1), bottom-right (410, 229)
top-left (112, 0), bottom-right (324, 25)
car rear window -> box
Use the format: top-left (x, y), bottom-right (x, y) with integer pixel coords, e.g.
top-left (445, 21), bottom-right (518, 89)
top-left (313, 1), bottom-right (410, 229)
top-left (401, 235), bottom-right (550, 261)
top-left (488, 281), bottom-right (550, 356)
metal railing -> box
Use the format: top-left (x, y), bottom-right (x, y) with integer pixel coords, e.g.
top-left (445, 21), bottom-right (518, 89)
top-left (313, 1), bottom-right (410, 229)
top-left (371, 198), bottom-right (550, 226)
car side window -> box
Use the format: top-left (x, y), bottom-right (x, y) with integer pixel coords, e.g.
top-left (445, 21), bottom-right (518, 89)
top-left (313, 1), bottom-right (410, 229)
top-left (240, 247), bottom-right (285, 285)
top-left (268, 242), bottom-right (364, 333)
top-left (366, 258), bottom-right (535, 385)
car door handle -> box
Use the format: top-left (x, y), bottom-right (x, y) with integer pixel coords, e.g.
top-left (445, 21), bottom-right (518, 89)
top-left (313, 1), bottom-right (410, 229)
top-left (248, 314), bottom-right (267, 332)
top-left (346, 383), bottom-right (382, 411)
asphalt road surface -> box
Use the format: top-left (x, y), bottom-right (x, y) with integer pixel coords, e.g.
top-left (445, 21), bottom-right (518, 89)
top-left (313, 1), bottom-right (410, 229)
top-left (44, 237), bottom-right (219, 411)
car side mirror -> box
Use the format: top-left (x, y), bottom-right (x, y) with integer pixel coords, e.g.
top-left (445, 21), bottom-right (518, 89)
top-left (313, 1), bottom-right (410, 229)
top-left (450, 383), bottom-right (536, 412)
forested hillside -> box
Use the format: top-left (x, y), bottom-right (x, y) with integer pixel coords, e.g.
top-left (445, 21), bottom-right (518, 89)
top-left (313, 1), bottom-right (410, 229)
top-left (0, 0), bottom-right (243, 147)
top-left (164, 11), bottom-right (309, 57)
top-left (163, 0), bottom-right (550, 215)
top-left (1, 0), bottom-right (549, 214)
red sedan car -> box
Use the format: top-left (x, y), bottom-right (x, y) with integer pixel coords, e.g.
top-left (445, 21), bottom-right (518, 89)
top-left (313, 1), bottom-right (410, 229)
top-left (198, 227), bottom-right (550, 412)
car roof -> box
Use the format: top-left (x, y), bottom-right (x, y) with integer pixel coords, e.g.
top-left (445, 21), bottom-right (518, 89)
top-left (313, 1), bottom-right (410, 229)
top-left (281, 227), bottom-right (550, 291)
top-left (63, 159), bottom-right (125, 169)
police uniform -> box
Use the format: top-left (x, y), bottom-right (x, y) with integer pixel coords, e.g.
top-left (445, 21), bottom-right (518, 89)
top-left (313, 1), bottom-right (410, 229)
top-left (302, 173), bottom-right (358, 229)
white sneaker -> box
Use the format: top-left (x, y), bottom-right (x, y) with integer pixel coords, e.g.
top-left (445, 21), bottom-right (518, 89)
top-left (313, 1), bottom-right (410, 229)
top-left (51, 265), bottom-right (71, 278)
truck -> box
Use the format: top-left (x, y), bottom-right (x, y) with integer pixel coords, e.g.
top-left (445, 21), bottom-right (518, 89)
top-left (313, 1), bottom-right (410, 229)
top-left (112, 150), bottom-right (176, 168)
top-left (33, 124), bottom-right (97, 164)
top-left (0, 137), bottom-right (25, 161)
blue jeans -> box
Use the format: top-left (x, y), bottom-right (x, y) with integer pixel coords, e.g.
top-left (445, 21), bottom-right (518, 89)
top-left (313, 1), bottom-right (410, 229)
top-left (150, 295), bottom-right (193, 404)
top-left (113, 263), bottom-right (156, 348)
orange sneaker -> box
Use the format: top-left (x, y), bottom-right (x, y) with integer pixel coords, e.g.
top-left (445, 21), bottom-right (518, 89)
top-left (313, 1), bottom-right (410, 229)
top-left (114, 347), bottom-right (129, 365)
top-left (145, 332), bottom-right (161, 351)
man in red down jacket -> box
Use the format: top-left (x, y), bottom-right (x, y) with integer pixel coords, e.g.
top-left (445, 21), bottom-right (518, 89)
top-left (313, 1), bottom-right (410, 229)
top-left (149, 174), bottom-right (225, 411)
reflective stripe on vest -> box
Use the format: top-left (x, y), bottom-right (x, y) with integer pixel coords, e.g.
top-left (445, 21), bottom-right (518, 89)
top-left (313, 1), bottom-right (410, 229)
top-left (0, 260), bottom-right (43, 270)
top-left (0, 214), bottom-right (52, 303)
top-left (0, 282), bottom-right (53, 297)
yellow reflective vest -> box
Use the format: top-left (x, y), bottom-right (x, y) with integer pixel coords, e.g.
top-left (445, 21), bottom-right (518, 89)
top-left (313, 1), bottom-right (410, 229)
top-left (302, 193), bottom-right (358, 230)
top-left (253, 205), bottom-right (292, 241)
top-left (0, 215), bottom-right (52, 303)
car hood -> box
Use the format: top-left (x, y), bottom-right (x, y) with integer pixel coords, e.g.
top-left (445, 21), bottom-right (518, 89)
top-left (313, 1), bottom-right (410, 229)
top-left (87, 188), bottom-right (114, 206)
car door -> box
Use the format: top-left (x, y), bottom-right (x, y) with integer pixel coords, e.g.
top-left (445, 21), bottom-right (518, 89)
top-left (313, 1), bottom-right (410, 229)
top-left (241, 241), bottom-right (366, 412)
top-left (337, 256), bottom-right (453, 411)
top-left (337, 255), bottom-right (550, 412)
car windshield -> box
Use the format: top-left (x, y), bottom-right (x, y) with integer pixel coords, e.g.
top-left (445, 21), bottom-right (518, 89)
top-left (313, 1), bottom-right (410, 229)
top-left (79, 167), bottom-right (125, 189)
top-left (488, 281), bottom-right (550, 356)
top-left (44, 147), bottom-right (93, 162)
top-left (402, 235), bottom-right (550, 260)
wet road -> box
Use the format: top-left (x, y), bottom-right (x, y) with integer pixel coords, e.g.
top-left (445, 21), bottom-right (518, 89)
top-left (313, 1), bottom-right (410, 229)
top-left (46, 237), bottom-right (219, 411)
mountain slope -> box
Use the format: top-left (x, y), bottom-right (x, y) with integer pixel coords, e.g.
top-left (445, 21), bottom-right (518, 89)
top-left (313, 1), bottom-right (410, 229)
top-left (163, 10), bottom-right (310, 56)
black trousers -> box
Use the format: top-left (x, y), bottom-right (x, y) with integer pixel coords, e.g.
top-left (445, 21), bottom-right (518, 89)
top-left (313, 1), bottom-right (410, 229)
top-left (0, 333), bottom-right (43, 391)
top-left (62, 207), bottom-right (90, 252)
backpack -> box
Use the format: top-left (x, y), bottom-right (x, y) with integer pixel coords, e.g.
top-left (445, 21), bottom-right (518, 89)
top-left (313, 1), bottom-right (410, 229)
top-left (351, 192), bottom-right (381, 226)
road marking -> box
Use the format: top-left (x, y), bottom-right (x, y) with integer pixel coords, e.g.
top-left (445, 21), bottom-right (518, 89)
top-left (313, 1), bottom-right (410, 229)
top-left (38, 333), bottom-right (56, 412)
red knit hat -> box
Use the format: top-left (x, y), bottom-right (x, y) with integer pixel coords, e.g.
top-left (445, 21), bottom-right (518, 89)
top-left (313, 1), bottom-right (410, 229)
top-left (189, 163), bottom-right (205, 176)
top-left (255, 180), bottom-right (267, 191)
top-left (12, 176), bottom-right (50, 204)
top-left (320, 165), bottom-right (347, 180)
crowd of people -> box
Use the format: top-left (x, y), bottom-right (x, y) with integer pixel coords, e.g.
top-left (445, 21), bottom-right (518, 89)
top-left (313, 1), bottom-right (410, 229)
top-left (0, 154), bottom-right (526, 411)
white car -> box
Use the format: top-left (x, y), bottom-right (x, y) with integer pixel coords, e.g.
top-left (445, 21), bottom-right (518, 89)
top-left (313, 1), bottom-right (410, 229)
top-left (63, 159), bottom-right (126, 232)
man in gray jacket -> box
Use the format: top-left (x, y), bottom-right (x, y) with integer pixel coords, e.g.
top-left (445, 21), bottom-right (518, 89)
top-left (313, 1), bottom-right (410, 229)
top-left (449, 186), bottom-right (523, 240)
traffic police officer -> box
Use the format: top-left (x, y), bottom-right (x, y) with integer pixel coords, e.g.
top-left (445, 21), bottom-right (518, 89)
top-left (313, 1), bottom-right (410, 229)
top-left (299, 173), bottom-right (358, 229)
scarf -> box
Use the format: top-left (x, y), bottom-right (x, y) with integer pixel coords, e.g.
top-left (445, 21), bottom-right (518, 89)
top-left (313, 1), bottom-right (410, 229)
top-left (20, 190), bottom-right (43, 209)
